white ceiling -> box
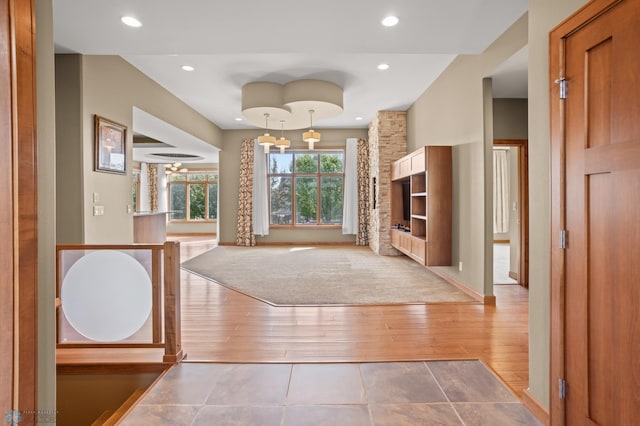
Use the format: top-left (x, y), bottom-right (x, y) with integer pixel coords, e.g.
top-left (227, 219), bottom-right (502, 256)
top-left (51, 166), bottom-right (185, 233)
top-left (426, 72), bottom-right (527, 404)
top-left (53, 0), bottom-right (528, 133)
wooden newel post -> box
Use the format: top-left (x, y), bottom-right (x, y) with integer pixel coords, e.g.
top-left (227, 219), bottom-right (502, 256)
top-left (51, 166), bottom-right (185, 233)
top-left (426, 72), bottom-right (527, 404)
top-left (163, 241), bottom-right (184, 363)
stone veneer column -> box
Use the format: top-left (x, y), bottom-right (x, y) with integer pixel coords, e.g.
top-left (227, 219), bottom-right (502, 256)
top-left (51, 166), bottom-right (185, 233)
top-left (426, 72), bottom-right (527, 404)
top-left (368, 111), bottom-right (407, 255)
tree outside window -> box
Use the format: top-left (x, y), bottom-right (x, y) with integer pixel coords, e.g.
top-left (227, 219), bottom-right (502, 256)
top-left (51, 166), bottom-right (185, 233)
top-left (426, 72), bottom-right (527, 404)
top-left (132, 169), bottom-right (141, 212)
top-left (168, 171), bottom-right (218, 221)
top-left (268, 150), bottom-right (344, 226)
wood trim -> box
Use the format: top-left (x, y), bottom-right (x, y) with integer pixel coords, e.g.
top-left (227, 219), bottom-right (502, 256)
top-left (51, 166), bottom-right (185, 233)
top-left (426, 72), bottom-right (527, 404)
top-left (549, 25), bottom-right (567, 424)
top-left (493, 139), bottom-right (529, 288)
top-left (493, 239), bottom-right (510, 244)
top-left (57, 343), bottom-right (166, 349)
top-left (255, 241), bottom-right (356, 246)
top-left (151, 248), bottom-right (162, 343)
top-left (509, 271), bottom-right (519, 281)
top-left (427, 267), bottom-right (490, 304)
top-left (167, 233), bottom-right (217, 237)
top-left (0, 0), bottom-right (16, 412)
top-left (56, 364), bottom-right (169, 376)
top-left (162, 241), bottom-right (183, 363)
top-left (0, 0), bottom-right (39, 416)
top-left (522, 388), bottom-right (550, 425)
top-left (56, 243), bottom-right (165, 251)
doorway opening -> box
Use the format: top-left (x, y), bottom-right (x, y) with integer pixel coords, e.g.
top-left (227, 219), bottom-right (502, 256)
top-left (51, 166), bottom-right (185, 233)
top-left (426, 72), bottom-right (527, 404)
top-left (493, 140), bottom-right (528, 287)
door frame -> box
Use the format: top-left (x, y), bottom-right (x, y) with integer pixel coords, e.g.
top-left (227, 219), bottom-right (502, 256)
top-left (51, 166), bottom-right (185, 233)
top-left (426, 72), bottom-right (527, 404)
top-left (0, 0), bottom-right (38, 416)
top-left (549, 0), bottom-right (624, 423)
top-left (493, 139), bottom-right (528, 288)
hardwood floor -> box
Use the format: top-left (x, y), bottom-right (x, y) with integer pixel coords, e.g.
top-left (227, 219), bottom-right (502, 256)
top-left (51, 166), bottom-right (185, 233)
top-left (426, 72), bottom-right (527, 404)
top-left (57, 236), bottom-right (530, 400)
top-left (178, 238), bottom-right (530, 399)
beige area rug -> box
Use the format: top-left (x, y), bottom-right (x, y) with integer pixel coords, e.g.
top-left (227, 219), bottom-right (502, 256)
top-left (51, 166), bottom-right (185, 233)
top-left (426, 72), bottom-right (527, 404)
top-left (181, 245), bottom-right (476, 306)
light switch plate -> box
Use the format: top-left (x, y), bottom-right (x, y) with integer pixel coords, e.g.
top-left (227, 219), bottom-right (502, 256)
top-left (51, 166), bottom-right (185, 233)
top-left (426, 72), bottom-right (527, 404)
top-left (93, 192), bottom-right (100, 203)
top-left (93, 205), bottom-right (105, 216)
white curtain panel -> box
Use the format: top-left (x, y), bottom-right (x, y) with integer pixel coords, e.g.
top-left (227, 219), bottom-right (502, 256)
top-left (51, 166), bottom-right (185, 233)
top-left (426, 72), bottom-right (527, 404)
top-left (139, 162), bottom-right (150, 212)
top-left (342, 138), bottom-right (358, 234)
top-left (253, 139), bottom-right (270, 236)
top-left (493, 149), bottom-right (509, 234)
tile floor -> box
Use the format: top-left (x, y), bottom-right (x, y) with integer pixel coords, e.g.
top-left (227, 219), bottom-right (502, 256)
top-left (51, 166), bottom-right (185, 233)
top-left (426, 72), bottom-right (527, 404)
top-left (121, 360), bottom-right (540, 425)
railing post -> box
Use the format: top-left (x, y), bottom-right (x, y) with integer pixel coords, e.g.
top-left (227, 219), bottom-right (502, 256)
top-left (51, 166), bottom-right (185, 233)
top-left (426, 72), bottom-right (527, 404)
top-left (163, 241), bottom-right (184, 363)
top-left (151, 248), bottom-right (162, 344)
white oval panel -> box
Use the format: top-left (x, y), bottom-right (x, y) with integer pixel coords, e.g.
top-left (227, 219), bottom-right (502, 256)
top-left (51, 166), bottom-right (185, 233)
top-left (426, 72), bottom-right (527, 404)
top-left (61, 250), bottom-right (152, 342)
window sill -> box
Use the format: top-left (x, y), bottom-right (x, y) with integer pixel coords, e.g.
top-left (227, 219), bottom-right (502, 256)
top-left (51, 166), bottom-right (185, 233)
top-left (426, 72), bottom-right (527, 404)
top-left (269, 225), bottom-right (342, 230)
top-left (168, 220), bottom-right (217, 224)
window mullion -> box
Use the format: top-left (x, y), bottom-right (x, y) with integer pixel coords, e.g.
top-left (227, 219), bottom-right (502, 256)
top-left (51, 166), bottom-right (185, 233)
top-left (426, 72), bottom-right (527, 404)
top-left (186, 182), bottom-right (190, 221)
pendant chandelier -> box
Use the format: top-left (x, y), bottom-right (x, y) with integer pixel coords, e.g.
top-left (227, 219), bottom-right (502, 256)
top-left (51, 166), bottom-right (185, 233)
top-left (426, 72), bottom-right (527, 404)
top-left (240, 80), bottom-right (343, 146)
top-left (302, 109), bottom-right (321, 150)
top-left (275, 120), bottom-right (291, 153)
top-left (257, 113), bottom-right (276, 153)
top-left (164, 162), bottom-right (188, 176)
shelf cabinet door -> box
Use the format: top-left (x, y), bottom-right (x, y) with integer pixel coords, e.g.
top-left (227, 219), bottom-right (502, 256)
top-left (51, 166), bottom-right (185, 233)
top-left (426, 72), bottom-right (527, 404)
top-left (400, 232), bottom-right (411, 255)
top-left (410, 149), bottom-right (426, 174)
top-left (410, 237), bottom-right (426, 265)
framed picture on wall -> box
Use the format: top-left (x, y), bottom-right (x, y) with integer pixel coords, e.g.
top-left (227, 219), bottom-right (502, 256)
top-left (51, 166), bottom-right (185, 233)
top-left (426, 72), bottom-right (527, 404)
top-left (95, 115), bottom-right (127, 174)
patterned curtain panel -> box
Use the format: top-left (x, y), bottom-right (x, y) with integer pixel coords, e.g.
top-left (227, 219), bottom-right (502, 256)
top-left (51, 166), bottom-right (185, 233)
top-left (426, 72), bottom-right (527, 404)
top-left (236, 139), bottom-right (256, 246)
top-left (356, 138), bottom-right (370, 246)
top-left (148, 163), bottom-right (158, 212)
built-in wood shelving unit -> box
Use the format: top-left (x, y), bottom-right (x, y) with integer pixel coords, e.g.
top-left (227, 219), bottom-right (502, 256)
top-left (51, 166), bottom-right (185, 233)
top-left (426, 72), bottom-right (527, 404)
top-left (390, 146), bottom-right (452, 266)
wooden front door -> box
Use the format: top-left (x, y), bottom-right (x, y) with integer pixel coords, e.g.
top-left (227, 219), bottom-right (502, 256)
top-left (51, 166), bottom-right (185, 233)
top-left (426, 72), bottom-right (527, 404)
top-left (550, 0), bottom-right (640, 424)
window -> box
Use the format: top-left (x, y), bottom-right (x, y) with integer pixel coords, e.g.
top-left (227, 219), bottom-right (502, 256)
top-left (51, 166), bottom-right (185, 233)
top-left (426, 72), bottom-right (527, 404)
top-left (132, 169), bottom-right (141, 212)
top-left (268, 150), bottom-right (344, 226)
top-left (168, 171), bottom-right (218, 221)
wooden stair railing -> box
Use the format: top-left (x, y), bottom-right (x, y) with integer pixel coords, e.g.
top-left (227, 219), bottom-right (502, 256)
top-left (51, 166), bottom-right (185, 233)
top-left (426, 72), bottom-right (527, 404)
top-left (56, 241), bottom-right (183, 363)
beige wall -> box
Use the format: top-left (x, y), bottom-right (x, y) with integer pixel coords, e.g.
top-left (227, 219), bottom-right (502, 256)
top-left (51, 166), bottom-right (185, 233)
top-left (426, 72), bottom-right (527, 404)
top-left (219, 129), bottom-right (368, 244)
top-left (57, 372), bottom-right (159, 425)
top-left (406, 15), bottom-right (527, 296)
top-left (447, 141), bottom-right (486, 293)
top-left (56, 55), bottom-right (223, 243)
top-left (35, 0), bottom-right (57, 416)
top-left (492, 98), bottom-right (527, 247)
top-left (55, 55), bottom-right (84, 243)
top-left (527, 0), bottom-right (589, 409)
top-left (493, 98), bottom-right (528, 140)
top-left (166, 221), bottom-right (218, 235)
top-left (406, 14), bottom-right (528, 150)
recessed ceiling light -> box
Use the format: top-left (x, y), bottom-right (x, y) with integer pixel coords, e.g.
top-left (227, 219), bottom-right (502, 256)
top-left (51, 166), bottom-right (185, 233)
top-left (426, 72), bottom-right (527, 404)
top-left (381, 16), bottom-right (399, 27)
top-left (181, 65), bottom-right (195, 71)
top-left (355, 117), bottom-right (363, 121)
top-left (235, 117), bottom-right (243, 121)
top-left (121, 16), bottom-right (142, 28)
top-left (377, 63), bottom-right (390, 70)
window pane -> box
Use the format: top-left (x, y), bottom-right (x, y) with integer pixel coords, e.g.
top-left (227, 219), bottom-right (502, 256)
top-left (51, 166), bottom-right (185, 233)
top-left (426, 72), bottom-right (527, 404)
top-left (294, 153), bottom-right (318, 173)
top-left (269, 153), bottom-right (293, 174)
top-left (208, 183), bottom-right (217, 220)
top-left (321, 176), bottom-right (343, 224)
top-left (270, 176), bottom-right (292, 224)
top-left (170, 173), bottom-right (186, 182)
top-left (188, 173), bottom-right (206, 182)
top-left (169, 184), bottom-right (186, 220)
top-left (295, 176), bottom-right (317, 224)
top-left (207, 172), bottom-right (218, 182)
top-left (320, 152), bottom-right (344, 173)
top-left (132, 171), bottom-right (139, 212)
top-left (189, 183), bottom-right (206, 220)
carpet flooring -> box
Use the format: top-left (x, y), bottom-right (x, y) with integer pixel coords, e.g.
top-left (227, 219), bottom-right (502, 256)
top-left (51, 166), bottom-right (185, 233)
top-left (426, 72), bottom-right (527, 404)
top-left (181, 245), bottom-right (476, 306)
